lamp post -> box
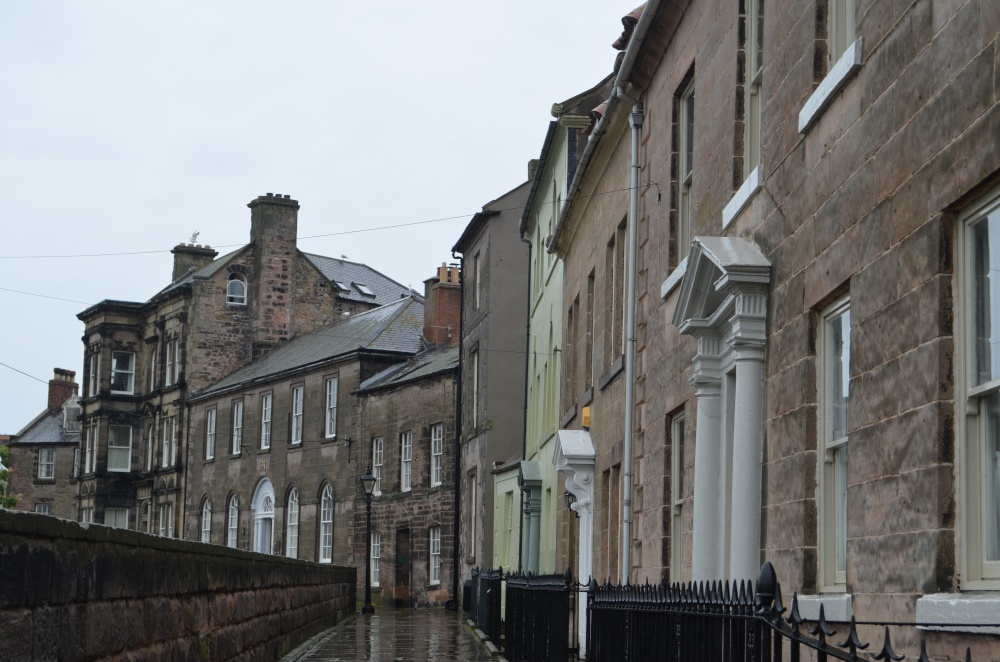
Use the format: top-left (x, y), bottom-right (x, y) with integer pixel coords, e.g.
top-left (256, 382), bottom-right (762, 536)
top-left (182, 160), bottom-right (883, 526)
top-left (360, 468), bottom-right (376, 614)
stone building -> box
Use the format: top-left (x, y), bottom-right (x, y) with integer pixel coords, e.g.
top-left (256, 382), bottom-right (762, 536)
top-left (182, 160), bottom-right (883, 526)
top-left (183, 295), bottom-right (424, 561)
top-left (545, 0), bottom-right (1000, 655)
top-left (452, 182), bottom-right (530, 582)
top-left (355, 339), bottom-right (459, 607)
top-left (76, 193), bottom-right (411, 535)
top-left (6, 369), bottom-right (80, 519)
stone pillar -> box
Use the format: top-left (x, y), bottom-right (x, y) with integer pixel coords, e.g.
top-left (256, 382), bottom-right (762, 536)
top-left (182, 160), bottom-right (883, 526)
top-left (690, 333), bottom-right (723, 581)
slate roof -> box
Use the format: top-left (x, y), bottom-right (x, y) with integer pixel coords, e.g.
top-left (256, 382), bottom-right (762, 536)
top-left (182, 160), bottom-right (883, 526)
top-left (156, 248), bottom-right (243, 297)
top-left (357, 344), bottom-right (459, 393)
top-left (14, 398), bottom-right (81, 445)
top-left (303, 253), bottom-right (414, 306)
top-left (193, 297), bottom-right (425, 399)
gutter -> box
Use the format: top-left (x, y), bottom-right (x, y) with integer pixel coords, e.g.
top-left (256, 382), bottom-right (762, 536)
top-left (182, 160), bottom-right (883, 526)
top-left (548, 0), bottom-right (661, 257)
top-left (516, 229), bottom-right (533, 575)
top-left (448, 250), bottom-right (465, 611)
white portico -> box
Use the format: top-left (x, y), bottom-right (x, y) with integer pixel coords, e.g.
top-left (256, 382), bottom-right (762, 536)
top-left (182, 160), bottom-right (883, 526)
top-left (671, 237), bottom-right (770, 582)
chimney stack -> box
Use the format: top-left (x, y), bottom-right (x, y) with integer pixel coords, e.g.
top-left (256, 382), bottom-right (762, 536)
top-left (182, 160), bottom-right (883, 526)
top-left (248, 193), bottom-right (301, 353)
top-left (423, 263), bottom-right (461, 346)
top-left (171, 244), bottom-right (218, 281)
top-left (48, 368), bottom-right (78, 409)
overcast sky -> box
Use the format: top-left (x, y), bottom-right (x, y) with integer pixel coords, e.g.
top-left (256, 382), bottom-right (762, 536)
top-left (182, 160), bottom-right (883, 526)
top-left (0, 1), bottom-right (632, 433)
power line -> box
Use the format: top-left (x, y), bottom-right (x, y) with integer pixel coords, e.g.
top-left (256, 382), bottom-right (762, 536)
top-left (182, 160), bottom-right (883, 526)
top-left (0, 361), bottom-right (48, 385)
top-left (0, 182), bottom-right (648, 260)
top-left (0, 287), bottom-right (94, 306)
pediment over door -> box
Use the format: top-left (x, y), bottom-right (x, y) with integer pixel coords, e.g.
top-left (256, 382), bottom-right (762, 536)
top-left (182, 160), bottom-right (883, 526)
top-left (672, 237), bottom-right (771, 331)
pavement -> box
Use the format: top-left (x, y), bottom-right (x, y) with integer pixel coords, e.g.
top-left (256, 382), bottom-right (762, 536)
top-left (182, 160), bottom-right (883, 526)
top-left (282, 607), bottom-right (497, 662)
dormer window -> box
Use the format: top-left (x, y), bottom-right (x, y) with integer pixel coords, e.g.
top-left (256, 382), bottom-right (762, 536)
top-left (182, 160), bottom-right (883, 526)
top-left (227, 274), bottom-right (247, 305)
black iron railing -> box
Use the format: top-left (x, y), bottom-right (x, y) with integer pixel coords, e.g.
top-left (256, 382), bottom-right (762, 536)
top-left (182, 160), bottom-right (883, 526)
top-left (469, 566), bottom-right (503, 645)
top-left (504, 568), bottom-right (575, 662)
top-left (587, 562), bottom-right (983, 662)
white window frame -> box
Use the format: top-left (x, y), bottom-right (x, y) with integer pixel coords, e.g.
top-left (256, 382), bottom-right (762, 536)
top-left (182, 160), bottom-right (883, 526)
top-left (158, 503), bottom-right (174, 538)
top-left (286, 488), bottom-right (299, 558)
top-left (73, 448), bottom-right (80, 478)
top-left (231, 402), bottom-right (243, 455)
top-left (670, 412), bottom-right (686, 583)
top-left (89, 352), bottom-right (99, 397)
top-left (324, 378), bottom-right (338, 439)
top-left (35, 503), bottom-right (53, 515)
top-left (473, 251), bottom-right (481, 310)
top-left (110, 351), bottom-right (135, 395)
top-left (201, 499), bottom-right (212, 543)
top-left (84, 426), bottom-right (94, 474)
top-left (470, 348), bottom-right (480, 428)
top-left (430, 526), bottom-right (441, 585)
top-left (818, 296), bottom-right (850, 590)
top-left (291, 386), bottom-right (303, 445)
top-left (107, 424), bottom-right (132, 473)
top-left (431, 423), bottom-right (443, 487)
top-left (372, 437), bottom-right (384, 495)
top-left (205, 409), bottom-right (216, 460)
top-left (172, 339), bottom-right (181, 384)
top-left (678, 78), bottom-right (695, 263)
top-left (319, 485), bottom-right (334, 563)
top-left (226, 274), bottom-right (247, 305)
top-left (260, 394), bottom-right (272, 450)
top-left (745, 0), bottom-right (763, 173)
top-left (227, 496), bottom-right (239, 548)
top-left (400, 431), bottom-right (412, 492)
top-left (105, 507), bottom-right (129, 530)
top-left (148, 345), bottom-right (157, 392)
top-left (829, 0), bottom-right (857, 67)
top-left (37, 448), bottom-right (55, 479)
top-left (146, 423), bottom-right (155, 471)
top-left (161, 417), bottom-right (175, 468)
top-left (164, 340), bottom-right (174, 387)
top-left (371, 531), bottom-right (381, 586)
top-left (958, 189), bottom-right (1000, 587)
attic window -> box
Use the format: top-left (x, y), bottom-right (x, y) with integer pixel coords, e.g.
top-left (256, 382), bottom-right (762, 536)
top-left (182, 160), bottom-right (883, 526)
top-left (227, 274), bottom-right (247, 305)
top-left (333, 280), bottom-right (351, 293)
top-left (353, 283), bottom-right (376, 297)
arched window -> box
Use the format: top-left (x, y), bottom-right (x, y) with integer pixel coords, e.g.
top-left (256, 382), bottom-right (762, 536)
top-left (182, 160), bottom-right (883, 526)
top-left (286, 487), bottom-right (300, 559)
top-left (252, 479), bottom-right (275, 555)
top-left (201, 498), bottom-right (212, 544)
top-left (319, 484), bottom-right (334, 563)
top-left (227, 495), bottom-right (239, 548)
top-left (226, 274), bottom-right (247, 305)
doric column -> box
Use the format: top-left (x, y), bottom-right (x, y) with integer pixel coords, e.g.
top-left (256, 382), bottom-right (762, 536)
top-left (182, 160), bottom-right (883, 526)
top-left (690, 332), bottom-right (723, 581)
top-left (728, 290), bottom-right (767, 581)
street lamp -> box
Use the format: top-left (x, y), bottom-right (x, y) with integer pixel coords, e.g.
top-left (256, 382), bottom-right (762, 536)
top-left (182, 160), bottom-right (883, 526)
top-left (360, 467), bottom-right (376, 614)
top-left (564, 490), bottom-right (580, 518)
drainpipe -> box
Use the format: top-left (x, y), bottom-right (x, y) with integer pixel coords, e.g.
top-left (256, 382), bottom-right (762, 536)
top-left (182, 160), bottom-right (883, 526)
top-left (449, 251), bottom-right (464, 611)
top-left (619, 87), bottom-right (643, 582)
top-left (517, 231), bottom-right (532, 574)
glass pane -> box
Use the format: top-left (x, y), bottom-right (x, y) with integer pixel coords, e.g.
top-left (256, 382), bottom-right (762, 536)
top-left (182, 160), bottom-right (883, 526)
top-left (836, 446), bottom-right (848, 572)
top-left (985, 392), bottom-right (1000, 561)
top-left (755, 0), bottom-right (764, 75)
top-left (972, 213), bottom-right (1000, 386)
top-left (685, 91), bottom-right (695, 177)
top-left (827, 309), bottom-right (850, 442)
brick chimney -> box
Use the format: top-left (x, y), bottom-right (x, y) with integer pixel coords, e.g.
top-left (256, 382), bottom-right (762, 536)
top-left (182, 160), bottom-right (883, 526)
top-left (423, 263), bottom-right (461, 346)
top-left (48, 368), bottom-right (78, 409)
top-left (248, 193), bottom-right (300, 353)
top-left (171, 244), bottom-right (218, 281)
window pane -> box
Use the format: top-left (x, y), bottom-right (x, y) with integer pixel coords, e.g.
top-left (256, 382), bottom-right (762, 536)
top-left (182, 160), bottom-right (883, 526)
top-left (826, 309), bottom-right (850, 442)
top-left (984, 392), bottom-right (1000, 562)
top-left (972, 213), bottom-right (1000, 386)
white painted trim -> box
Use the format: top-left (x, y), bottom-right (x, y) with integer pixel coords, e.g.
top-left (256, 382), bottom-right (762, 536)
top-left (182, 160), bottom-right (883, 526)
top-left (660, 256), bottom-right (688, 300)
top-left (915, 593), bottom-right (1000, 635)
top-left (798, 38), bottom-right (863, 133)
top-left (722, 166), bottom-right (761, 229)
top-left (795, 594), bottom-right (853, 623)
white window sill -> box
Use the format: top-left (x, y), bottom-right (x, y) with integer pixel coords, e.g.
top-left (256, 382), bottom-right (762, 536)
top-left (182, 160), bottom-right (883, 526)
top-left (798, 37), bottom-right (863, 133)
top-left (660, 256), bottom-right (689, 300)
top-left (795, 593), bottom-right (853, 622)
top-left (722, 166), bottom-right (761, 229)
top-left (915, 593), bottom-right (1000, 635)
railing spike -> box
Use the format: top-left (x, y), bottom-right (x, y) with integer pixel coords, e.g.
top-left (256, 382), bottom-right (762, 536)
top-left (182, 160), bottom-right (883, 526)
top-left (788, 592), bottom-right (804, 629)
top-left (872, 626), bottom-right (904, 661)
top-left (836, 617), bottom-right (869, 655)
top-left (967, 646), bottom-right (972, 662)
top-left (809, 603), bottom-right (836, 643)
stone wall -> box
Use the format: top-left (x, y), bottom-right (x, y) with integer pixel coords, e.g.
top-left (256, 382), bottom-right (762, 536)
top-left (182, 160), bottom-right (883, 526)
top-left (0, 510), bottom-right (355, 661)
